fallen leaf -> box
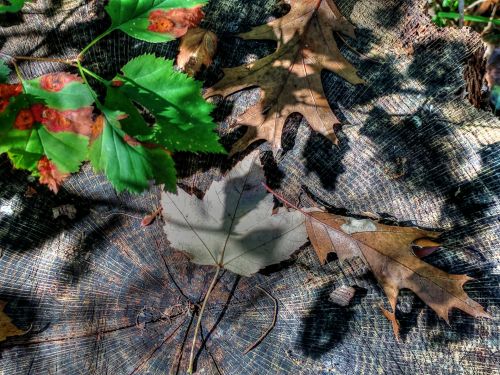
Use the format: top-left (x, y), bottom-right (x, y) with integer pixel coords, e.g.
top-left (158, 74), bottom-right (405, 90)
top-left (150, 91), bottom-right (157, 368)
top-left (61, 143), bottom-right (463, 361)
top-left (141, 207), bottom-right (163, 227)
top-left (161, 150), bottom-right (307, 276)
top-left (412, 237), bottom-right (441, 258)
top-left (0, 300), bottom-right (25, 343)
top-left (52, 204), bottom-right (77, 220)
top-left (177, 27), bottom-right (218, 76)
top-left (304, 208), bottom-right (491, 337)
top-left (329, 285), bottom-right (356, 307)
top-left (206, 0), bottom-right (364, 155)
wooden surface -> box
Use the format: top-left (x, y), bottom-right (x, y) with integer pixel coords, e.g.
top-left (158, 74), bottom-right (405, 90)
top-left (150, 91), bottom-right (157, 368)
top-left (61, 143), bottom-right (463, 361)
top-left (0, 0), bottom-right (499, 374)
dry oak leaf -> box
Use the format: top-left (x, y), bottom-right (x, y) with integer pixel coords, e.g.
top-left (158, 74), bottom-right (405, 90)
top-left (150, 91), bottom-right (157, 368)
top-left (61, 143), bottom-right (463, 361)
top-left (205, 0), bottom-right (364, 155)
top-left (177, 27), bottom-right (218, 76)
top-left (0, 300), bottom-right (26, 343)
top-left (304, 209), bottom-right (491, 338)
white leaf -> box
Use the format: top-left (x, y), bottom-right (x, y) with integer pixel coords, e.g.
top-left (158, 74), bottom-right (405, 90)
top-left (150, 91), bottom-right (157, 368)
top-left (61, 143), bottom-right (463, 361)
top-left (161, 151), bottom-right (307, 277)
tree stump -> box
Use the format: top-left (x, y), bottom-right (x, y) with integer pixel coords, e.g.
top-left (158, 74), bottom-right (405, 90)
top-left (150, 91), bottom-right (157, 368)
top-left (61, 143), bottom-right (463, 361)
top-left (0, 0), bottom-right (498, 374)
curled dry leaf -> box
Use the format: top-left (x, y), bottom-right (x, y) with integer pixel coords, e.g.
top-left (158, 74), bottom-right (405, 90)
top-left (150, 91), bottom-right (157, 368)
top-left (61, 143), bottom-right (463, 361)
top-left (329, 285), bottom-right (356, 307)
top-left (0, 301), bottom-right (26, 343)
top-left (206, 0), bottom-right (364, 155)
top-left (141, 207), bottom-right (163, 227)
top-left (303, 208), bottom-right (491, 338)
top-left (177, 27), bottom-right (218, 76)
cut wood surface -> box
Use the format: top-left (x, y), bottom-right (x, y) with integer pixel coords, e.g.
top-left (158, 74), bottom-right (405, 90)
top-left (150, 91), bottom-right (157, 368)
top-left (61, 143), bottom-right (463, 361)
top-left (0, 1), bottom-right (499, 374)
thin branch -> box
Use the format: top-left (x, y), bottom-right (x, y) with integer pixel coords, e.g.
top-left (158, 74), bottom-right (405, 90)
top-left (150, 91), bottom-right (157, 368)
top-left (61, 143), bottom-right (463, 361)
top-left (187, 266), bottom-right (221, 374)
top-left (13, 55), bottom-right (78, 66)
top-left (466, 0), bottom-right (486, 12)
top-left (243, 286), bottom-right (278, 354)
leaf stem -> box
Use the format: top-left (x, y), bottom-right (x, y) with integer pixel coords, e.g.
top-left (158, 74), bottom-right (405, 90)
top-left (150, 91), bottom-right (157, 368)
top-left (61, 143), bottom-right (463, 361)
top-left (13, 55), bottom-right (78, 65)
top-left (80, 66), bottom-right (110, 86)
top-left (187, 266), bottom-right (221, 374)
top-left (76, 60), bottom-right (102, 107)
top-left (11, 60), bottom-right (27, 92)
top-left (78, 29), bottom-right (113, 60)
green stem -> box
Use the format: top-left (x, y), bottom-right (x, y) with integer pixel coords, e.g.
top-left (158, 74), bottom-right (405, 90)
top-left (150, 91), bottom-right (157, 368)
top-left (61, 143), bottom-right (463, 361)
top-left (437, 12), bottom-right (500, 25)
top-left (76, 60), bottom-right (102, 107)
top-left (80, 66), bottom-right (110, 86)
top-left (187, 266), bottom-right (221, 374)
top-left (78, 29), bottom-right (113, 60)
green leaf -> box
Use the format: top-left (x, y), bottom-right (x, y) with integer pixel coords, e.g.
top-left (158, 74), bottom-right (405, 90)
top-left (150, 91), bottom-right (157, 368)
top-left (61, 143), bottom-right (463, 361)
top-left (492, 85), bottom-right (500, 111)
top-left (0, 0), bottom-right (26, 13)
top-left (37, 127), bottom-right (88, 173)
top-left (89, 107), bottom-right (177, 193)
top-left (0, 60), bottom-right (10, 83)
top-left (23, 78), bottom-right (94, 110)
top-left (7, 150), bottom-right (42, 172)
top-left (105, 0), bottom-right (206, 43)
top-left (437, 12), bottom-right (500, 25)
top-left (117, 54), bottom-right (224, 153)
top-left (0, 94), bottom-right (88, 174)
top-left (104, 88), bottom-right (153, 137)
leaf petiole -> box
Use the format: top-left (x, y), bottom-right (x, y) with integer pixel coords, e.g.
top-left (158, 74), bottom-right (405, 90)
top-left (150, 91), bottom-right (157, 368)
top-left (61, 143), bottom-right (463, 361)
top-left (187, 266), bottom-right (221, 374)
top-left (76, 60), bottom-right (102, 107)
top-left (78, 29), bottom-right (113, 60)
top-left (79, 66), bottom-right (110, 86)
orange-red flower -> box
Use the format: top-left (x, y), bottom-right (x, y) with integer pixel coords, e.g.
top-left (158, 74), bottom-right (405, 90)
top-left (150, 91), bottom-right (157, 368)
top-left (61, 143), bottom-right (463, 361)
top-left (37, 156), bottom-right (69, 193)
top-left (40, 73), bottom-right (82, 92)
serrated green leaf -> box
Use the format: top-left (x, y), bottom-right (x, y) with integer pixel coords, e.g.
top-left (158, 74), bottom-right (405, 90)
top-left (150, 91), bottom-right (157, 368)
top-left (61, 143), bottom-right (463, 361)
top-left (89, 107), bottom-right (177, 193)
top-left (7, 150), bottom-right (42, 172)
top-left (0, 94), bottom-right (88, 174)
top-left (0, 60), bottom-right (10, 83)
top-left (37, 127), bottom-right (88, 173)
top-left (105, 0), bottom-right (206, 43)
top-left (116, 54), bottom-right (224, 153)
top-left (23, 78), bottom-right (94, 110)
top-left (104, 88), bottom-right (153, 137)
top-left (0, 0), bottom-right (26, 13)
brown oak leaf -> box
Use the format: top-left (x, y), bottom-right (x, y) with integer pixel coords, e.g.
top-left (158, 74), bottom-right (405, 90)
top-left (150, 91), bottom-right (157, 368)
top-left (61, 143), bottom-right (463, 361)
top-left (205, 0), bottom-right (364, 155)
top-left (304, 208), bottom-right (491, 338)
top-left (177, 27), bottom-right (218, 76)
top-left (0, 301), bottom-right (26, 343)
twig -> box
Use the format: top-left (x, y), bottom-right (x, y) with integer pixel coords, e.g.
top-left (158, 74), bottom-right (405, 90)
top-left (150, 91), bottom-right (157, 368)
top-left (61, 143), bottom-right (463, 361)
top-left (484, 3), bottom-right (498, 33)
top-left (187, 266), bottom-right (221, 374)
top-left (336, 33), bottom-right (382, 64)
top-left (465, 0), bottom-right (486, 12)
top-left (459, 0), bottom-right (465, 28)
top-left (100, 212), bottom-right (144, 220)
top-left (243, 286), bottom-right (278, 354)
top-left (13, 55), bottom-right (78, 65)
